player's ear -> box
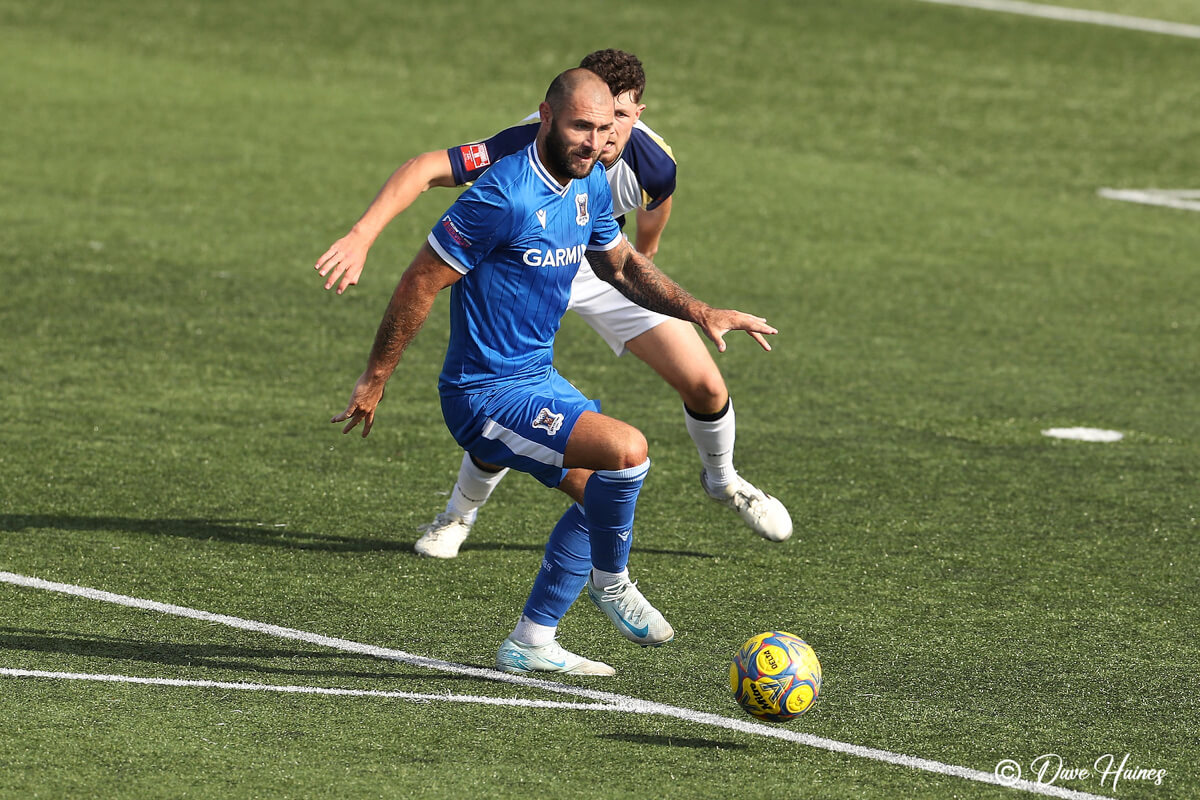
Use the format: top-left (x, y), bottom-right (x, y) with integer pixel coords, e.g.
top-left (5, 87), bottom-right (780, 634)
top-left (538, 101), bottom-right (553, 125)
top-left (635, 103), bottom-right (646, 120)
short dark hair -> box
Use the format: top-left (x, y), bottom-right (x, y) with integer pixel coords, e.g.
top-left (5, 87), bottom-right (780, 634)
top-left (579, 49), bottom-right (646, 102)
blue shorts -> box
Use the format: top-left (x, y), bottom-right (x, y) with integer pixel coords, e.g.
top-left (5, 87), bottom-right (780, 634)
top-left (440, 370), bottom-right (600, 488)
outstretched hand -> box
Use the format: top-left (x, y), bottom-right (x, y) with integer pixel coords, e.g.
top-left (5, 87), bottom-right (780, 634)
top-left (315, 229), bottom-right (372, 295)
top-left (698, 309), bottom-right (777, 353)
top-left (331, 372), bottom-right (386, 437)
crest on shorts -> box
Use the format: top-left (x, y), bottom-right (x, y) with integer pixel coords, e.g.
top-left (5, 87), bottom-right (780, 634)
top-left (532, 407), bottom-right (564, 436)
top-left (575, 193), bottom-right (589, 225)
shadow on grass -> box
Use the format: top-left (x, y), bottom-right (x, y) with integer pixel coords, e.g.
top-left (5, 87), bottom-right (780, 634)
top-left (464, 541), bottom-right (713, 559)
top-left (0, 626), bottom-right (482, 683)
top-left (0, 514), bottom-right (715, 558)
top-left (596, 732), bottom-right (748, 750)
top-left (0, 514), bottom-right (410, 553)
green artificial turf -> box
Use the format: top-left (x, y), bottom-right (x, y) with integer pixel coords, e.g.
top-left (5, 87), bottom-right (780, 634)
top-left (1, 0), bottom-right (1196, 798)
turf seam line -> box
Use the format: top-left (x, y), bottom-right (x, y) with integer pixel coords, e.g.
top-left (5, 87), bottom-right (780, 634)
top-left (0, 570), bottom-right (1114, 800)
top-left (911, 0), bottom-right (1200, 39)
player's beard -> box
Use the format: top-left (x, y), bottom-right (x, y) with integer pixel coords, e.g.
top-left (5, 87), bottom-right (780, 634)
top-left (545, 120), bottom-right (599, 180)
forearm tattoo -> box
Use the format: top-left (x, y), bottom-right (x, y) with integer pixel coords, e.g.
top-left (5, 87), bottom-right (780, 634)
top-left (587, 248), bottom-right (704, 322)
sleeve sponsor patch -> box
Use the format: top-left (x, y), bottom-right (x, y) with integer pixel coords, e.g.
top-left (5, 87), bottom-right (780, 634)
top-left (440, 216), bottom-right (471, 248)
top-left (460, 143), bottom-right (491, 171)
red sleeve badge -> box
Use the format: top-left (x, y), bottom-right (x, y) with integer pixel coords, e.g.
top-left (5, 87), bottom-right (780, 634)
top-left (460, 143), bottom-right (491, 171)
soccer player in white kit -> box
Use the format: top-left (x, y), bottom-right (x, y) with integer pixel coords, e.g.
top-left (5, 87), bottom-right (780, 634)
top-left (316, 51), bottom-right (792, 557)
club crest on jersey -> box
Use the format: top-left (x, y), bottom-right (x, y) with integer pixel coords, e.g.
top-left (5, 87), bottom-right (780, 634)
top-left (460, 143), bottom-right (490, 171)
top-left (575, 193), bottom-right (589, 225)
top-left (532, 407), bottom-right (564, 436)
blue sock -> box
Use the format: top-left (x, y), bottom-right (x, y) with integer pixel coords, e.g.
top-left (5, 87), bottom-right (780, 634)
top-left (521, 503), bottom-right (591, 626)
top-left (584, 459), bottom-right (650, 574)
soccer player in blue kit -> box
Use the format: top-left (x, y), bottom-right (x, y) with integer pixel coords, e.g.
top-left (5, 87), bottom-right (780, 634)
top-left (332, 68), bottom-right (777, 675)
top-left (317, 51), bottom-right (792, 559)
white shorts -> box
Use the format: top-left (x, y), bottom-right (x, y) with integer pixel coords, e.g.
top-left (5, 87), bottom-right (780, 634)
top-left (567, 261), bottom-right (672, 356)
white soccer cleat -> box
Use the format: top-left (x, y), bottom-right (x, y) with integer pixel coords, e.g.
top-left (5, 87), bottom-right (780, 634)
top-left (701, 470), bottom-right (793, 542)
top-left (495, 637), bottom-right (616, 676)
top-left (587, 575), bottom-right (674, 647)
top-left (413, 512), bottom-right (473, 558)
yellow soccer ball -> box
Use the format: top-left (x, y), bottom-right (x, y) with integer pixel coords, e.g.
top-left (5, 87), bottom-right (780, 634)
top-left (730, 631), bottom-right (822, 722)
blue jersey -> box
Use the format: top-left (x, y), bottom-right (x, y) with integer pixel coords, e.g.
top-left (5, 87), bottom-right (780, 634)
top-left (449, 119), bottom-right (676, 219)
top-left (429, 143), bottom-right (623, 392)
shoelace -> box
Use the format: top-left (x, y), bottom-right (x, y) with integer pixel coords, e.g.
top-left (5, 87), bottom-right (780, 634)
top-left (603, 581), bottom-right (650, 622)
top-left (728, 482), bottom-right (769, 521)
top-left (417, 512), bottom-right (464, 535)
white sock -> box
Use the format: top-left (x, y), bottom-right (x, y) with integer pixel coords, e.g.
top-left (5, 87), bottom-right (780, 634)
top-left (511, 615), bottom-right (556, 646)
top-left (685, 399), bottom-right (737, 491)
top-left (590, 567), bottom-right (629, 590)
top-left (445, 452), bottom-right (509, 524)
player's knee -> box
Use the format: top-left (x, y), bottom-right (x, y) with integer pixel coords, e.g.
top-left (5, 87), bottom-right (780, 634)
top-left (681, 372), bottom-right (729, 416)
top-left (617, 428), bottom-right (648, 469)
top-left (566, 414), bottom-right (648, 471)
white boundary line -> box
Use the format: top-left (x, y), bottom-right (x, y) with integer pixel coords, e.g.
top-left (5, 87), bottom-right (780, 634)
top-left (911, 0), bottom-right (1200, 39)
top-left (1098, 188), bottom-right (1200, 212)
top-left (0, 570), bottom-right (1114, 800)
top-left (0, 668), bottom-right (623, 711)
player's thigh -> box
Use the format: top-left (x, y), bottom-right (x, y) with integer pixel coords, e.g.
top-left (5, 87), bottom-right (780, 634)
top-left (440, 375), bottom-right (599, 489)
top-left (564, 411), bottom-right (647, 472)
top-left (625, 319), bottom-right (728, 414)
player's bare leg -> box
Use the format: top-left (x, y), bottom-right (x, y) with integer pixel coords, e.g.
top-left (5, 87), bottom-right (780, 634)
top-left (625, 317), bottom-right (727, 413)
top-left (625, 318), bottom-right (792, 542)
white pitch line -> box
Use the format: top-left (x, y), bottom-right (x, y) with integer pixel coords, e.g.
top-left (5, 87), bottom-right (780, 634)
top-left (0, 571), bottom-right (1114, 800)
top-left (912, 0), bottom-right (1200, 39)
top-left (0, 668), bottom-right (623, 711)
top-left (1098, 188), bottom-right (1200, 212)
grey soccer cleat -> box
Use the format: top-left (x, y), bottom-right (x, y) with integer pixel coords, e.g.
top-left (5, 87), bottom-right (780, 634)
top-left (587, 575), bottom-right (674, 646)
top-left (495, 636), bottom-right (615, 676)
top-left (414, 512), bottom-right (473, 558)
top-left (701, 470), bottom-right (793, 542)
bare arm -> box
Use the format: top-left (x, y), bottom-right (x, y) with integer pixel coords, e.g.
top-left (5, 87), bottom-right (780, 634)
top-left (315, 149), bottom-right (457, 294)
top-left (331, 243), bottom-right (462, 436)
top-left (585, 239), bottom-right (776, 352)
top-left (634, 195), bottom-right (672, 259)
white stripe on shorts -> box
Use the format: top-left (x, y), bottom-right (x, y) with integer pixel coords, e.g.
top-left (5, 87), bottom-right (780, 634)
top-left (481, 419), bottom-right (564, 467)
